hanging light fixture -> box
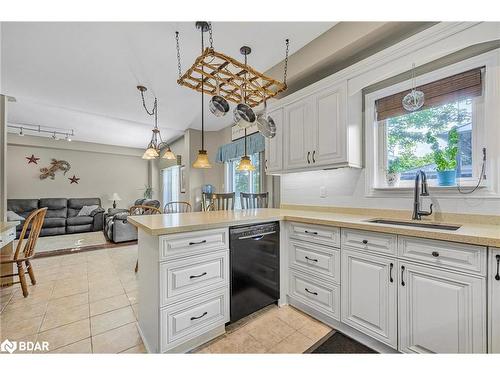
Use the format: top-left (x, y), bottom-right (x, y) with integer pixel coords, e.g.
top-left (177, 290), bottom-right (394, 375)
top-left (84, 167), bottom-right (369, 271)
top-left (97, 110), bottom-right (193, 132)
top-left (137, 85), bottom-right (176, 160)
top-left (402, 63), bottom-right (425, 112)
top-left (192, 22), bottom-right (212, 169)
top-left (236, 128), bottom-right (256, 172)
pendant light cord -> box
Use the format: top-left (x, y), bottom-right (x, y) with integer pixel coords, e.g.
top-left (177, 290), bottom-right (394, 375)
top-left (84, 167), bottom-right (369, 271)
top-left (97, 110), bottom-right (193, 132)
top-left (201, 27), bottom-right (205, 151)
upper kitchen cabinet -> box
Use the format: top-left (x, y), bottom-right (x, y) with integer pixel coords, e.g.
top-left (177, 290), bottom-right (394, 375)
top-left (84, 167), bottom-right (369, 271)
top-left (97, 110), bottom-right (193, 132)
top-left (266, 78), bottom-right (362, 174)
top-left (264, 108), bottom-right (283, 174)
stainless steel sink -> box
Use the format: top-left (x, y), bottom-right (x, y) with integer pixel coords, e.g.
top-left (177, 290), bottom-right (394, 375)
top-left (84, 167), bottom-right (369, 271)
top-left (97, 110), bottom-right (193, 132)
top-left (366, 218), bottom-right (461, 231)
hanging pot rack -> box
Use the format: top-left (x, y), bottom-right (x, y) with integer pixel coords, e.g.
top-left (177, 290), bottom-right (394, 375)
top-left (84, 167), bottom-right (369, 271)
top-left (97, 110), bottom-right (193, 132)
top-left (176, 22), bottom-right (289, 108)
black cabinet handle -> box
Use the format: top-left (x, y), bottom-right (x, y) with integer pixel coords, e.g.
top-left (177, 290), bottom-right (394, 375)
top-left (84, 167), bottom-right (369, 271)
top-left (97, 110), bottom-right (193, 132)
top-left (401, 266), bottom-right (406, 286)
top-left (362, 239), bottom-right (368, 245)
top-left (304, 230), bottom-right (318, 235)
top-left (307, 152), bottom-right (311, 164)
top-left (305, 256), bottom-right (318, 262)
top-left (495, 254), bottom-right (500, 281)
top-left (190, 312), bottom-right (208, 321)
top-left (389, 263), bottom-right (394, 283)
top-left (312, 150), bottom-right (316, 163)
top-left (190, 272), bottom-right (207, 279)
top-left (189, 240), bottom-right (207, 246)
top-left (432, 251), bottom-right (440, 257)
top-left (305, 288), bottom-right (318, 296)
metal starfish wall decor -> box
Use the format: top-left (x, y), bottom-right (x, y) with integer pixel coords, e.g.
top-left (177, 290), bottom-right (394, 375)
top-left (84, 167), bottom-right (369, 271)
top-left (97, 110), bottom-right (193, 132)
top-left (26, 154), bottom-right (40, 164)
top-left (68, 175), bottom-right (80, 184)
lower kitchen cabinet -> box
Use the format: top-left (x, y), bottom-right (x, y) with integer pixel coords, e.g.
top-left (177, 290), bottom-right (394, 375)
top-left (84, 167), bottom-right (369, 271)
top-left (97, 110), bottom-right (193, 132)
top-left (341, 249), bottom-right (397, 348)
top-left (489, 248), bottom-right (500, 353)
top-left (398, 262), bottom-right (486, 353)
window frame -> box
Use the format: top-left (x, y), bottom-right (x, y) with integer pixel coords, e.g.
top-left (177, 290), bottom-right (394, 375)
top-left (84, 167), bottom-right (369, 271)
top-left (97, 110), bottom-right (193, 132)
top-left (364, 50), bottom-right (500, 198)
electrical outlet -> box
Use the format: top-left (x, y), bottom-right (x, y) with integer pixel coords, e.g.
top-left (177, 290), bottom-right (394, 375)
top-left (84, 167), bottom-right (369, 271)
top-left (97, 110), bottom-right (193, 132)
top-left (320, 186), bottom-right (327, 198)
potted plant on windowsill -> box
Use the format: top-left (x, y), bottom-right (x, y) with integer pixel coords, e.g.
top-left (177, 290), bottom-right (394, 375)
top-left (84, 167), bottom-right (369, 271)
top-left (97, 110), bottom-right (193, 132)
top-left (386, 158), bottom-right (402, 187)
top-left (427, 127), bottom-right (459, 186)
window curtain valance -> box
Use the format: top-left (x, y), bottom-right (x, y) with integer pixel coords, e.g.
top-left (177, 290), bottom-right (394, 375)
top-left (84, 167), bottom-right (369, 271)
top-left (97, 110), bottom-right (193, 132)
top-left (375, 67), bottom-right (483, 121)
top-left (216, 132), bottom-right (265, 163)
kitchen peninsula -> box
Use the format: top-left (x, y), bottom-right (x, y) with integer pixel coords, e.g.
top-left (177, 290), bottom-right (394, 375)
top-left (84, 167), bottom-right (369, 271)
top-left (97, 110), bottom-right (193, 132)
top-left (128, 207), bottom-right (500, 354)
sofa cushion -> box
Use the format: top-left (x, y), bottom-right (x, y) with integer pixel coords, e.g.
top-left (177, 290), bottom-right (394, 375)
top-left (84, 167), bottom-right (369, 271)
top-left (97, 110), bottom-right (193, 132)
top-left (142, 199), bottom-right (160, 208)
top-left (43, 218), bottom-right (67, 228)
top-left (66, 224), bottom-right (93, 234)
top-left (67, 198), bottom-right (101, 217)
top-left (67, 216), bottom-right (93, 226)
top-left (7, 210), bottom-right (24, 221)
top-left (7, 199), bottom-right (39, 218)
top-left (39, 198), bottom-right (68, 218)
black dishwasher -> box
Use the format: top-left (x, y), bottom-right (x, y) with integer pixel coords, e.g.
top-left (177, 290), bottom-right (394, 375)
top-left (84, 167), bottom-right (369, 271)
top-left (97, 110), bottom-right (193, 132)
top-left (229, 222), bottom-right (280, 323)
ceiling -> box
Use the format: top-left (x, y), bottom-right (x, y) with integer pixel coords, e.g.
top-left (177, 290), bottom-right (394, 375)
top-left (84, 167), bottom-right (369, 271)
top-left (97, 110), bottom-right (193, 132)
top-left (1, 22), bottom-right (333, 148)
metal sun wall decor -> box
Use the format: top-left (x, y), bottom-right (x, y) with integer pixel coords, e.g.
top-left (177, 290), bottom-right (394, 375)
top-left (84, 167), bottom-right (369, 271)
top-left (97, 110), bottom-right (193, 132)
top-left (39, 159), bottom-right (71, 180)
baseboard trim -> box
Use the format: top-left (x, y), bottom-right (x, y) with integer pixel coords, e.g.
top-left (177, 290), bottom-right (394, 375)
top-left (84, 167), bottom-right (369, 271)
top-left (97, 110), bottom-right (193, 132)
top-left (35, 239), bottom-right (137, 258)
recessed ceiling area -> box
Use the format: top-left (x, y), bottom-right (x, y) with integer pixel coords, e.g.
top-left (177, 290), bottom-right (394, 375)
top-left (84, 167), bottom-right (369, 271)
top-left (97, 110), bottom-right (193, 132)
top-left (1, 22), bottom-right (334, 148)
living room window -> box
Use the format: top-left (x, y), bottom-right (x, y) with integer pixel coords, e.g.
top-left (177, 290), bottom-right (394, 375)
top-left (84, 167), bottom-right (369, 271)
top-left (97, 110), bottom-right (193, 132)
top-left (364, 50), bottom-right (500, 197)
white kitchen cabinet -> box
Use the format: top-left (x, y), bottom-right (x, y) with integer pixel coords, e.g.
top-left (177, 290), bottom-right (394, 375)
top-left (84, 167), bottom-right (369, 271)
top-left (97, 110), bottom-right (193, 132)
top-left (310, 82), bottom-right (348, 167)
top-left (272, 79), bottom-right (361, 173)
top-left (399, 261), bottom-right (486, 353)
top-left (264, 108), bottom-right (283, 174)
top-left (283, 98), bottom-right (313, 170)
top-left (341, 249), bottom-right (397, 348)
top-left (489, 248), bottom-right (500, 353)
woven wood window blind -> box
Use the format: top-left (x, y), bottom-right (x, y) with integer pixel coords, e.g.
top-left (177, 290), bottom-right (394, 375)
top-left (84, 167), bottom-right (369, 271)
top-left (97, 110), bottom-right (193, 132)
top-left (375, 67), bottom-right (483, 121)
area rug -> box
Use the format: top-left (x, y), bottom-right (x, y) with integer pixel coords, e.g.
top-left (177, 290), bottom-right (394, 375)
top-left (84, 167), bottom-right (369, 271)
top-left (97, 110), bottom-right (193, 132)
top-left (307, 331), bottom-right (377, 354)
top-left (15, 231), bottom-right (109, 254)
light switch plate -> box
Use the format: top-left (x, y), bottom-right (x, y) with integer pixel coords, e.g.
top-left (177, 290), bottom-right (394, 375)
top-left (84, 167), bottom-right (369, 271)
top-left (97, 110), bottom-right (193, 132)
top-left (320, 186), bottom-right (327, 198)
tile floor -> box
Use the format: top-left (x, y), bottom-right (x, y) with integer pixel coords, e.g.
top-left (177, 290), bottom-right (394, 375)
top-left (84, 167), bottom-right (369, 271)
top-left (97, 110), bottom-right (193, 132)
top-left (1, 244), bottom-right (331, 354)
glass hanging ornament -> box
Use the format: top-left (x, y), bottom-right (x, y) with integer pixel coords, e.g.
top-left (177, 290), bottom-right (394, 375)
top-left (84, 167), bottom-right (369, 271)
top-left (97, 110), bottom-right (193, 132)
top-left (402, 63), bottom-right (425, 112)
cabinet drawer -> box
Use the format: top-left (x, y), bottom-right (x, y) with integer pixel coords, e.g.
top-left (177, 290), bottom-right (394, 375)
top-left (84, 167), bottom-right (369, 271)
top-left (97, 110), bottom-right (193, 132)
top-left (160, 288), bottom-right (229, 352)
top-left (289, 222), bottom-right (340, 247)
top-left (289, 240), bottom-right (340, 283)
top-left (160, 228), bottom-right (228, 260)
top-left (398, 236), bottom-right (486, 275)
top-left (341, 228), bottom-right (397, 255)
top-left (288, 270), bottom-right (340, 320)
top-left (160, 250), bottom-right (229, 306)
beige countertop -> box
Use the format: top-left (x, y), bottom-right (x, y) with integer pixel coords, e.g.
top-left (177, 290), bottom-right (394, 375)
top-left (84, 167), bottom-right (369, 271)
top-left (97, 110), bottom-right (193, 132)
top-left (0, 221), bottom-right (19, 233)
top-left (127, 208), bottom-right (500, 247)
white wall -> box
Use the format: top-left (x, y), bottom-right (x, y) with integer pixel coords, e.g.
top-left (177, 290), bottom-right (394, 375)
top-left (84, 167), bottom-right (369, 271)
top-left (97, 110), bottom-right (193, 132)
top-left (281, 22), bottom-right (500, 216)
top-left (7, 135), bottom-right (149, 209)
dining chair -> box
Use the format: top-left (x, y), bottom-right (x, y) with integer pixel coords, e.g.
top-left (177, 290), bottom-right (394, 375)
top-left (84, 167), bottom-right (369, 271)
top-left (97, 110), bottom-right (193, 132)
top-left (164, 201), bottom-right (192, 214)
top-left (0, 207), bottom-right (47, 297)
top-left (240, 192), bottom-right (269, 209)
top-left (202, 192), bottom-right (236, 211)
top-left (132, 205), bottom-right (162, 273)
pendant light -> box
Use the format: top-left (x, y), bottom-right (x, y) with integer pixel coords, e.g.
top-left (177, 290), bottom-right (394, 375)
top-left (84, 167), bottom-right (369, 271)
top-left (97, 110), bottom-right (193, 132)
top-left (236, 128), bottom-right (256, 172)
top-left (192, 22), bottom-right (212, 169)
top-left (402, 63), bottom-right (425, 112)
top-left (137, 86), bottom-right (176, 160)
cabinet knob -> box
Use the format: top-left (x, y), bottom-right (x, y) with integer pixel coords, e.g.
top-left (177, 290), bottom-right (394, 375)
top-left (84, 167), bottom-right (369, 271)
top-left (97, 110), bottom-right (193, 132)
top-left (362, 239), bottom-right (368, 245)
top-left (432, 251), bottom-right (440, 257)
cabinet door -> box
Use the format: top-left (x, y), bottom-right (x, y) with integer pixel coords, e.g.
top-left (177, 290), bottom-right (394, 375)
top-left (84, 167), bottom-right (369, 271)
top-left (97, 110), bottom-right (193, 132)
top-left (399, 262), bottom-right (486, 353)
top-left (265, 108), bottom-right (283, 173)
top-left (283, 99), bottom-right (313, 170)
top-left (341, 249), bottom-right (397, 348)
top-left (310, 82), bottom-right (347, 166)
top-left (489, 248), bottom-right (500, 353)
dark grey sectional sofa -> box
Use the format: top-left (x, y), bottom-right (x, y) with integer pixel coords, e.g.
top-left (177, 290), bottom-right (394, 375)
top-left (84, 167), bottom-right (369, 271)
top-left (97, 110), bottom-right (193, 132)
top-left (7, 198), bottom-right (104, 238)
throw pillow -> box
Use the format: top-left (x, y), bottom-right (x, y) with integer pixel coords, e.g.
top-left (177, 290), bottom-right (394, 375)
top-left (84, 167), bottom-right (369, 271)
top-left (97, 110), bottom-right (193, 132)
top-left (7, 210), bottom-right (24, 221)
top-left (78, 205), bottom-right (99, 216)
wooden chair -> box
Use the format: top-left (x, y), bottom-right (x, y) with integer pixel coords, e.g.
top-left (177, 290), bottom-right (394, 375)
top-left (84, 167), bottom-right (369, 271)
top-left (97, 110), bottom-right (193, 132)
top-left (164, 201), bottom-right (192, 214)
top-left (240, 192), bottom-right (269, 209)
top-left (132, 205), bottom-right (161, 273)
top-left (0, 208), bottom-right (47, 297)
top-left (202, 192), bottom-right (235, 211)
